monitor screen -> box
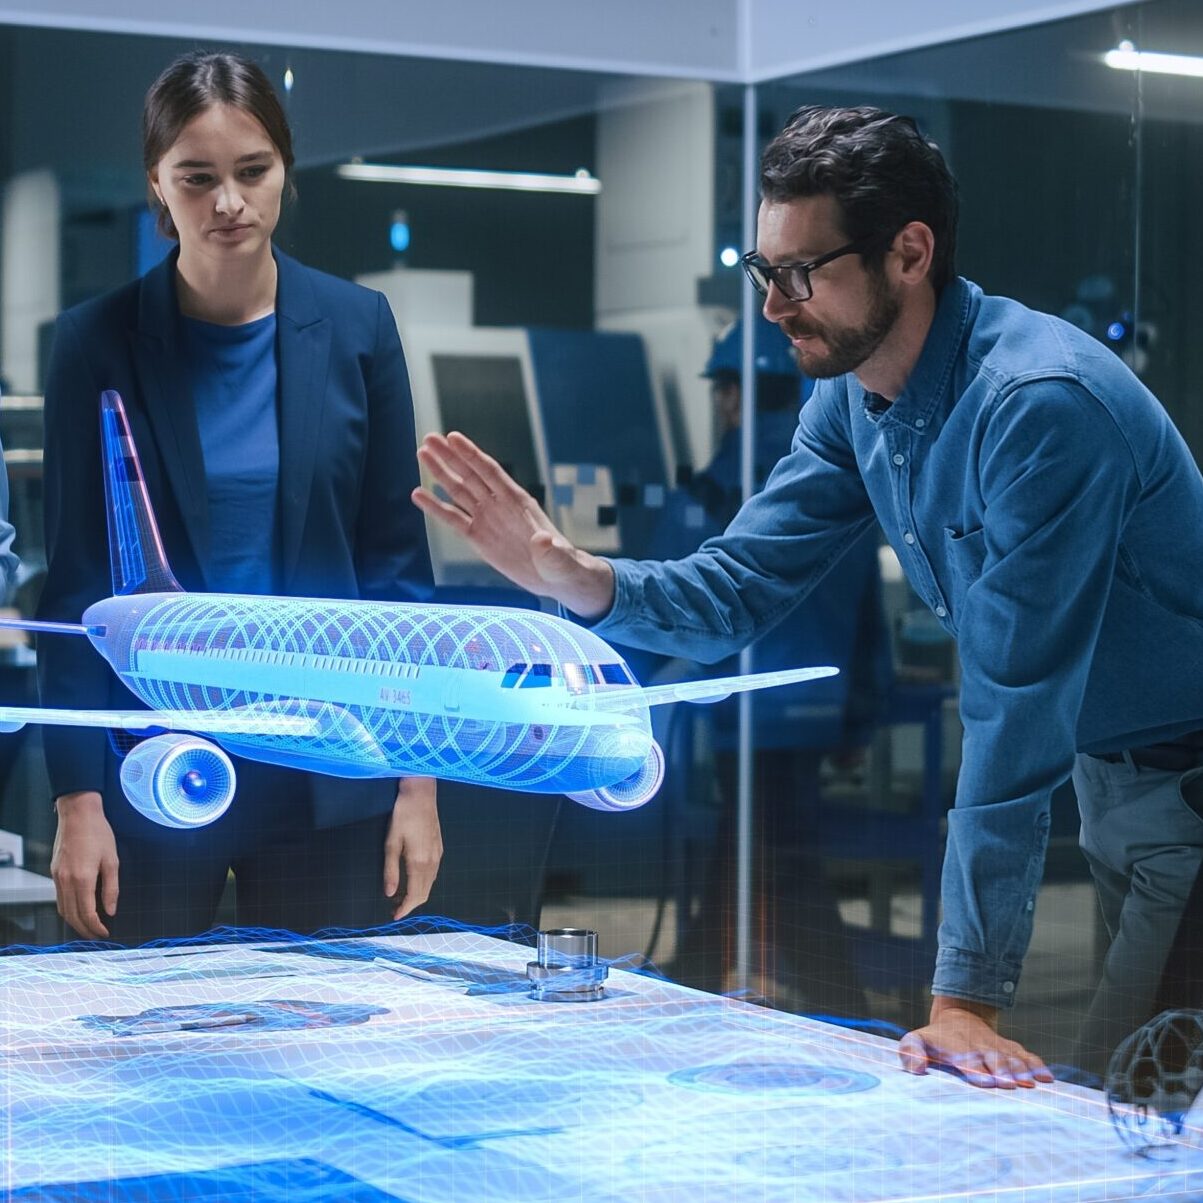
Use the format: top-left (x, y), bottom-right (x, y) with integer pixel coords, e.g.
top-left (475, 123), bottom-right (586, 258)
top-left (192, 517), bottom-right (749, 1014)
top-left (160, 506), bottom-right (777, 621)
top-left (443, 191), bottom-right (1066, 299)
top-left (432, 354), bottom-right (541, 496)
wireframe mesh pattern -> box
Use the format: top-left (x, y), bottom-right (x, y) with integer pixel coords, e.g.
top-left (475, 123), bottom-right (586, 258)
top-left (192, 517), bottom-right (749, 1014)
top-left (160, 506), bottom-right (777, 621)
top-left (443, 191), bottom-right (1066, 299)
top-left (89, 595), bottom-right (652, 795)
top-left (7, 926), bottom-right (1192, 1203)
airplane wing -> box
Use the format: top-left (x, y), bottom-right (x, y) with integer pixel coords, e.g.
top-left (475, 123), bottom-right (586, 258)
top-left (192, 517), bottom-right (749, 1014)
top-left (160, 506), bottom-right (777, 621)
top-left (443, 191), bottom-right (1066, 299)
top-left (0, 705), bottom-right (320, 736)
top-left (575, 665), bottom-right (840, 711)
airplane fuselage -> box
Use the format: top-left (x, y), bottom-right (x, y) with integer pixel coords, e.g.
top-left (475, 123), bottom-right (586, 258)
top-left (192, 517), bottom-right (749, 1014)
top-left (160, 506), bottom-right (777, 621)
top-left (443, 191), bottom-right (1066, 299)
top-left (82, 592), bottom-right (654, 796)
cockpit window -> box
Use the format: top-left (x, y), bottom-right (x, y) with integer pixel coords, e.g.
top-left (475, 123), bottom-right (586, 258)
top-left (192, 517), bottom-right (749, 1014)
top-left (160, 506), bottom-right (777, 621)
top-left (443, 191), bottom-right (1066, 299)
top-left (599, 662), bottom-right (635, 686)
top-left (501, 662), bottom-right (554, 689)
top-left (522, 663), bottom-right (552, 688)
top-left (563, 662), bottom-right (598, 695)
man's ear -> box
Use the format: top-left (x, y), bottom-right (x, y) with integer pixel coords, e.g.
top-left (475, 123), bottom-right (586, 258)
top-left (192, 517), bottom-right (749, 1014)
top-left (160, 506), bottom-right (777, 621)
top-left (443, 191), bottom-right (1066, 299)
top-left (892, 221), bottom-right (935, 284)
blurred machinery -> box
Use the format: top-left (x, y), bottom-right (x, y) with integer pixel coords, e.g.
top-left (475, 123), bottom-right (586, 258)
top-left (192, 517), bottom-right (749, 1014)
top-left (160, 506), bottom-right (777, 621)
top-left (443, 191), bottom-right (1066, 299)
top-left (360, 266), bottom-right (673, 585)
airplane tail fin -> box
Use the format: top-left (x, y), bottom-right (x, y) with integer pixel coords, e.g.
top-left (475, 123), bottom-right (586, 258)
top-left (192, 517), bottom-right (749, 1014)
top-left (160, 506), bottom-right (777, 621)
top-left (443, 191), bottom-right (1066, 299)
top-left (100, 390), bottom-right (182, 596)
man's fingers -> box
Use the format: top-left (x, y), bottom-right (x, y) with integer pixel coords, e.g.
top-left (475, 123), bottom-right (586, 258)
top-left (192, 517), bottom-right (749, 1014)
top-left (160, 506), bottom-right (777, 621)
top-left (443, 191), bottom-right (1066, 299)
top-left (424, 433), bottom-right (504, 502)
top-left (960, 1056), bottom-right (1008, 1089)
top-left (897, 1032), bottom-right (931, 1075)
top-left (1015, 1052), bottom-right (1054, 1084)
top-left (444, 431), bottom-right (517, 491)
top-left (411, 486), bottom-right (472, 534)
top-left (417, 441), bottom-right (490, 507)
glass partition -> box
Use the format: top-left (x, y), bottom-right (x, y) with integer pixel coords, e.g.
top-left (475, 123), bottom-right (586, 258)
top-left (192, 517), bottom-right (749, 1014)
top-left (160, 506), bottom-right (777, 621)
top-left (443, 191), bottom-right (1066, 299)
top-left (745, 0), bottom-right (1200, 1069)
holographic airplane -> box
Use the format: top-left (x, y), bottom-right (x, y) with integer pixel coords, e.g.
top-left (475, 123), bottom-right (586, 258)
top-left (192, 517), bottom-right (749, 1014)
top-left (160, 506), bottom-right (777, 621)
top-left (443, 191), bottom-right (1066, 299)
top-left (0, 391), bottom-right (836, 829)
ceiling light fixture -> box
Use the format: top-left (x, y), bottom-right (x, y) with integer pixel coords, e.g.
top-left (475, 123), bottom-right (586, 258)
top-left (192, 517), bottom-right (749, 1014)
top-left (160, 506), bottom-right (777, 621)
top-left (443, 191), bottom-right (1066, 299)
top-left (1104, 40), bottom-right (1203, 79)
top-left (336, 163), bottom-right (602, 195)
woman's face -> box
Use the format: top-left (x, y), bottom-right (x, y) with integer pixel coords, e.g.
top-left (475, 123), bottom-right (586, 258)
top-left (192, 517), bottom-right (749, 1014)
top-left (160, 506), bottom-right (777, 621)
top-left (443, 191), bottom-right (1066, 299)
top-left (149, 102), bottom-right (285, 266)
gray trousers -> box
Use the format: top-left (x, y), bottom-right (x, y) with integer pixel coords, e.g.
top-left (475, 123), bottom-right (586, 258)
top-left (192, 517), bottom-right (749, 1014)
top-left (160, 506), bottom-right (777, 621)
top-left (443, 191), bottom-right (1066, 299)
top-left (1071, 753), bottom-right (1203, 1076)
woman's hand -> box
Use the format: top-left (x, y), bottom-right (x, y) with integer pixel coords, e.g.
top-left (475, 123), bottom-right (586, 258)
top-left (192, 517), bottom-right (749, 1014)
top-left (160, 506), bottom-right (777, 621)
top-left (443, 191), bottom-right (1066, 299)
top-left (383, 776), bottom-right (442, 920)
top-left (51, 792), bottom-right (119, 940)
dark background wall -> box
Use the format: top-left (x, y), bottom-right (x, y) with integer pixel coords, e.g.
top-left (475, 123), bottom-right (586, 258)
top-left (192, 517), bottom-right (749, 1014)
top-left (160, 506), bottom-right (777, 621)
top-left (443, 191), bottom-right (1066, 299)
top-left (283, 116), bottom-right (597, 330)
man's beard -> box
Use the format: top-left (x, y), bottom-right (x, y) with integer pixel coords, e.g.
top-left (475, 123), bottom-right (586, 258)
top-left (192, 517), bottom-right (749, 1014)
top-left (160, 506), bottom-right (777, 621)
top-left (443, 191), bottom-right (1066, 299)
top-left (785, 270), bottom-right (901, 380)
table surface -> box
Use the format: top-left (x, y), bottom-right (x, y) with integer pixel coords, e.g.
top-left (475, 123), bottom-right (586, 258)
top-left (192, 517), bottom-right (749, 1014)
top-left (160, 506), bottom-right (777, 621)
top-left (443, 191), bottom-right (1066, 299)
top-left (1, 928), bottom-right (1201, 1202)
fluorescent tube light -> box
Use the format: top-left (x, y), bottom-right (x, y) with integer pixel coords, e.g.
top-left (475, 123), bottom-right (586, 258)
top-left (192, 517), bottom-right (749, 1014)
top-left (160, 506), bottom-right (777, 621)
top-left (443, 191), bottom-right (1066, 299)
top-left (1104, 41), bottom-right (1203, 79)
top-left (336, 163), bottom-right (602, 195)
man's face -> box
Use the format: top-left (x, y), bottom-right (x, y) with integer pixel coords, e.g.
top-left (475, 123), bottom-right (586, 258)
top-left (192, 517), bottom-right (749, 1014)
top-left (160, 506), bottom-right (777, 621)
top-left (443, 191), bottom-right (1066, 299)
top-left (757, 194), bottom-right (900, 380)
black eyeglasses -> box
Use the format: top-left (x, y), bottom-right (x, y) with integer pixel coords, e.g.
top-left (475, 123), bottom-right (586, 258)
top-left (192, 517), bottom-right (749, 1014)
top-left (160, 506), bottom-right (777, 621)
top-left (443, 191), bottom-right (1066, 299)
top-left (739, 238), bottom-right (873, 302)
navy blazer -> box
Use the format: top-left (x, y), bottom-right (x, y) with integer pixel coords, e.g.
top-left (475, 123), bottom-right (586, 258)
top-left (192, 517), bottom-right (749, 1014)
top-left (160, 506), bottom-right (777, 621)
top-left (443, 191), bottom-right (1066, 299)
top-left (37, 248), bottom-right (434, 837)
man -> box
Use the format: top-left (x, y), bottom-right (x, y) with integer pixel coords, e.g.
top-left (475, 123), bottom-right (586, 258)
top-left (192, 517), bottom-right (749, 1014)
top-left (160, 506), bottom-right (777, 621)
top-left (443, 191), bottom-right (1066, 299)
top-left (413, 106), bottom-right (1203, 1087)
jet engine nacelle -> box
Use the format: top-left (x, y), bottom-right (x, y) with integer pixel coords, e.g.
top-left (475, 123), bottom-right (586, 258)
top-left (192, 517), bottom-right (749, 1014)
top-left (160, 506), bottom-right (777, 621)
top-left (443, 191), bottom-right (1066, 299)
top-left (567, 740), bottom-right (664, 813)
top-left (119, 734), bottom-right (237, 829)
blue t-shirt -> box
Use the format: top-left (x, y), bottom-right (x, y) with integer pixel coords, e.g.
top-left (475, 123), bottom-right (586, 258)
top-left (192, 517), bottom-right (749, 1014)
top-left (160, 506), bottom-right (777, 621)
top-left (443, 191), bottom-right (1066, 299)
top-left (183, 312), bottom-right (280, 594)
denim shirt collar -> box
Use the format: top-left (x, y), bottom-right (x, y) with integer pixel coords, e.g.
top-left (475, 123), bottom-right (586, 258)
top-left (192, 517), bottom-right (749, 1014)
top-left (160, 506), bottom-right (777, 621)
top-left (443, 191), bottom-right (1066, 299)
top-left (860, 277), bottom-right (973, 436)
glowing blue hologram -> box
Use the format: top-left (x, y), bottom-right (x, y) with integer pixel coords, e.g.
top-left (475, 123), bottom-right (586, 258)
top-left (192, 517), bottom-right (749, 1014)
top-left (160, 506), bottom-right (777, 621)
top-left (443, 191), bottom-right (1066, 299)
top-left (1107, 1009), bottom-right (1203, 1158)
top-left (6, 924), bottom-right (1203, 1201)
top-left (0, 389), bottom-right (837, 828)
top-left (4, 1159), bottom-right (407, 1203)
top-left (79, 1000), bottom-right (388, 1036)
top-left (666, 1060), bottom-right (879, 1095)
top-left (119, 734), bottom-right (237, 827)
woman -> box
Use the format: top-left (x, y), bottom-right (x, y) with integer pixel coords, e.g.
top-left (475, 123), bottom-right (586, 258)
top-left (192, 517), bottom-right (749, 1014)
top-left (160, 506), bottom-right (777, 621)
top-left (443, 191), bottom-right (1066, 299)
top-left (38, 52), bottom-right (441, 944)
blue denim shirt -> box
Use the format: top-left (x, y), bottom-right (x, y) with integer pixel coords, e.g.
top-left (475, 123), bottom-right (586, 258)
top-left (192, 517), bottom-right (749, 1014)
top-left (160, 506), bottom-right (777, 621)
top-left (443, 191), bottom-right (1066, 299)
top-left (595, 277), bottom-right (1203, 1007)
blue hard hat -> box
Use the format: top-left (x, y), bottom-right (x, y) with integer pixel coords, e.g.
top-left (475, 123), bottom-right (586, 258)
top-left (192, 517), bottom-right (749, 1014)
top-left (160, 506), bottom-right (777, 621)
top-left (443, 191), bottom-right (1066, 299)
top-left (703, 316), bottom-right (799, 379)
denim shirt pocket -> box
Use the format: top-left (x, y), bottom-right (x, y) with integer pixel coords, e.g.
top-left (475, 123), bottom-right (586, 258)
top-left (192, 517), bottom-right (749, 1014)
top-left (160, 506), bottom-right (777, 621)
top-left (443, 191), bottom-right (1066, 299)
top-left (943, 526), bottom-right (987, 602)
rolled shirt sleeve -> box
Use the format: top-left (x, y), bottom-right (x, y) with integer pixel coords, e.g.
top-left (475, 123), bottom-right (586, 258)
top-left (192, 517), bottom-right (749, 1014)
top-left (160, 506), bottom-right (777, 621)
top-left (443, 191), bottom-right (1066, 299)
top-left (933, 378), bottom-right (1142, 1005)
top-left (596, 384), bottom-right (878, 662)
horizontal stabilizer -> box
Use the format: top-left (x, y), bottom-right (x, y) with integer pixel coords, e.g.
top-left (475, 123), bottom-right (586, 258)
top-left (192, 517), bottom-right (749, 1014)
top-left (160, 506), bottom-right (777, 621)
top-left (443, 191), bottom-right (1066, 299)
top-left (576, 665), bottom-right (839, 711)
top-left (0, 705), bottom-right (319, 736)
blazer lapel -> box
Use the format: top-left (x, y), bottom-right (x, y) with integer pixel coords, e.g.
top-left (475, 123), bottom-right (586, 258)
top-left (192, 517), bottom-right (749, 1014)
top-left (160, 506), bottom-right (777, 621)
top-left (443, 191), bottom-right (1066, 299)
top-left (275, 251), bottom-right (331, 590)
top-left (132, 253), bottom-right (211, 583)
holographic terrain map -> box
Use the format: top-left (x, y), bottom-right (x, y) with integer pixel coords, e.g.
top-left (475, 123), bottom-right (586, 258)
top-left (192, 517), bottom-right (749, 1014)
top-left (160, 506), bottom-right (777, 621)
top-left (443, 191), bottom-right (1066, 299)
top-left (3, 925), bottom-right (1202, 1202)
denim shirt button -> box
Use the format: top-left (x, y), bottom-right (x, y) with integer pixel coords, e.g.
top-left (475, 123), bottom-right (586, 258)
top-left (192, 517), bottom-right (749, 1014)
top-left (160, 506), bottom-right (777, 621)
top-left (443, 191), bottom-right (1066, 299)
top-left (1002, 981), bottom-right (1015, 994)
top-left (915, 417), bottom-right (926, 428)
top-left (903, 532), bottom-right (915, 545)
top-left (892, 453), bottom-right (905, 466)
top-left (935, 605), bottom-right (947, 618)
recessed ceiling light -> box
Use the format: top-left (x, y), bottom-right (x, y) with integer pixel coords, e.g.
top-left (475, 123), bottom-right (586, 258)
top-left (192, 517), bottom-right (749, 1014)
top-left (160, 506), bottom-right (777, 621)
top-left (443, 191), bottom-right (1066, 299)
top-left (336, 163), bottom-right (602, 195)
top-left (1104, 42), bottom-right (1203, 79)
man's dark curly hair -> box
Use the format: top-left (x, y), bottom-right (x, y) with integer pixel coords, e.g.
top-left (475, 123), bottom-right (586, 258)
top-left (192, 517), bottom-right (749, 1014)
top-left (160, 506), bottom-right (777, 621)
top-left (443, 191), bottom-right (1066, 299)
top-left (760, 105), bottom-right (959, 290)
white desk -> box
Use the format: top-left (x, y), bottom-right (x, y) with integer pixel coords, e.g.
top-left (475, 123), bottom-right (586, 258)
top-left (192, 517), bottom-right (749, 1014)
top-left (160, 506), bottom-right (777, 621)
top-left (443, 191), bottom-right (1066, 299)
top-left (0, 864), bottom-right (58, 945)
top-left (1, 930), bottom-right (1200, 1201)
